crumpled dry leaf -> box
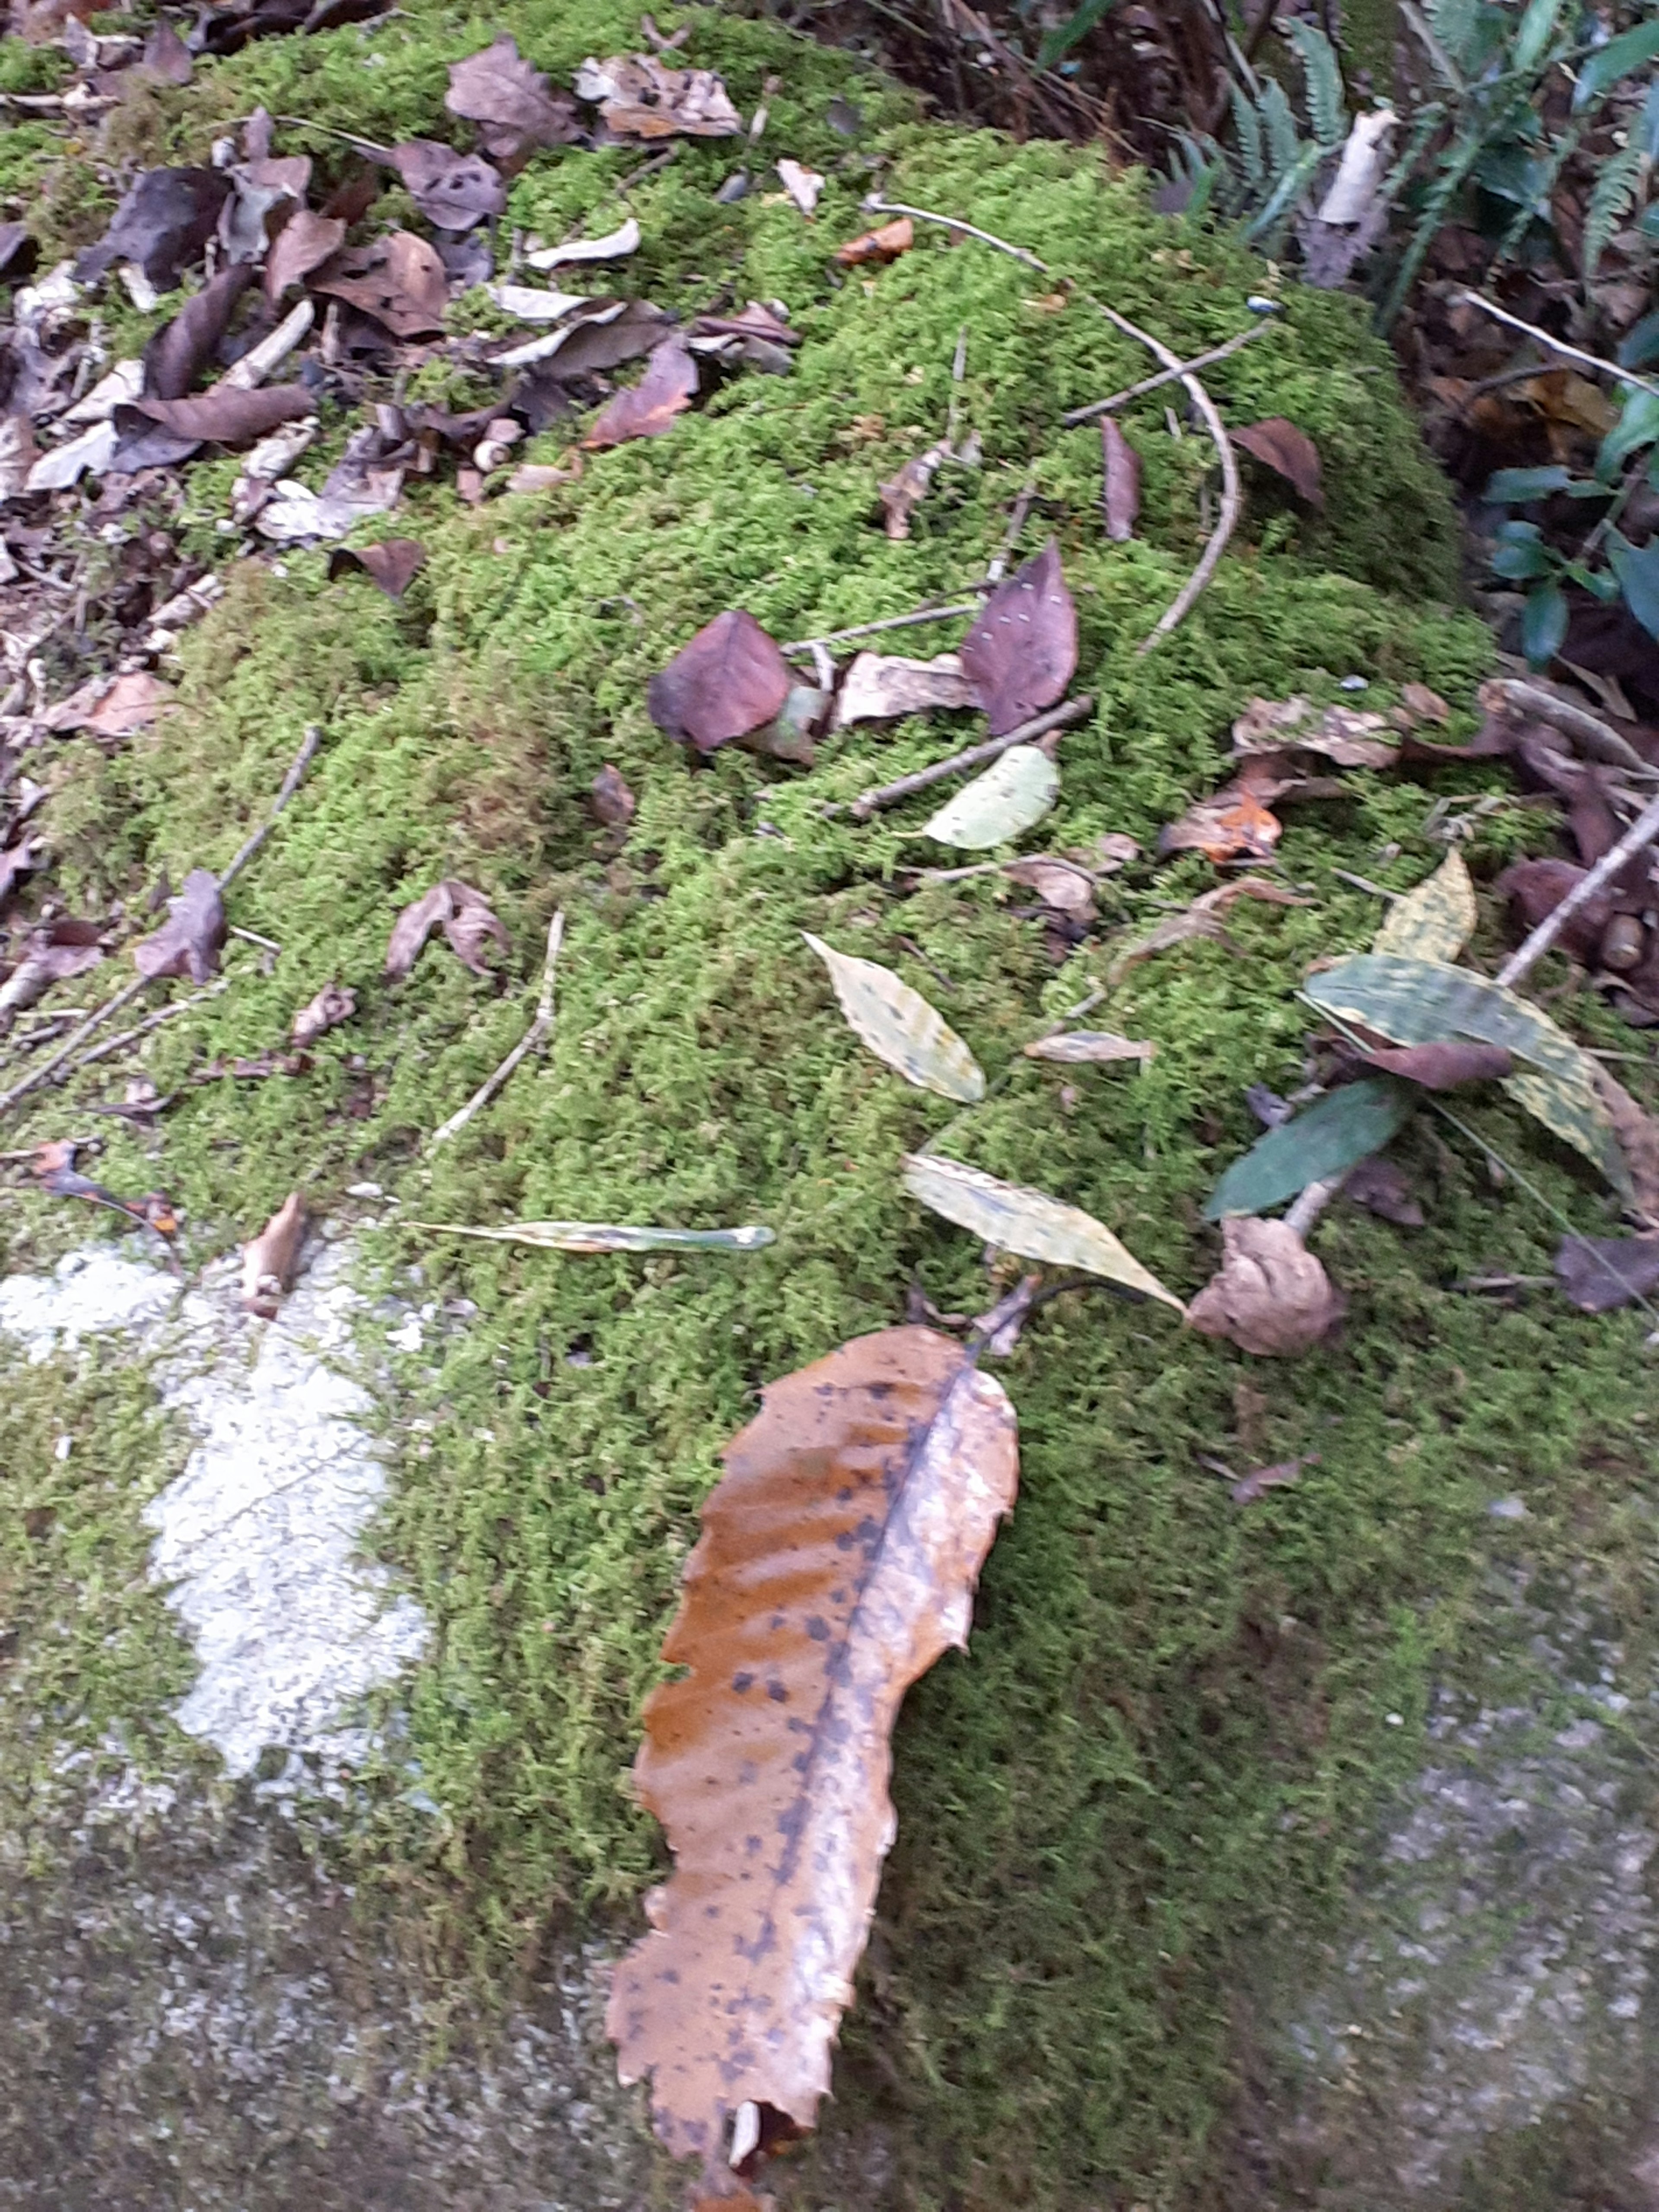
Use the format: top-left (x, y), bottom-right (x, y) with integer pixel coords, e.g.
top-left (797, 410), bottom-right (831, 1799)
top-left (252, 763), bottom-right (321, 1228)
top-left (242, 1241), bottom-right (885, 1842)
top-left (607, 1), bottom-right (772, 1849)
top-left (133, 868), bottom-right (226, 982)
top-left (590, 763), bottom-right (636, 826)
top-left (877, 438), bottom-right (951, 540)
top-left (922, 746), bottom-right (1058, 850)
top-left (648, 608), bottom-right (792, 753)
top-left (833, 215), bottom-right (912, 266)
top-left (959, 538), bottom-right (1077, 738)
top-left (805, 934), bottom-right (984, 1102)
top-left (387, 140), bottom-right (505, 230)
top-left (903, 1153), bottom-right (1183, 1308)
top-left (1100, 418), bottom-right (1140, 543)
top-left (124, 382), bottom-right (314, 447)
top-left (1554, 1232), bottom-right (1659, 1312)
top-left (1373, 848), bottom-right (1478, 963)
top-left (1108, 875), bottom-right (1308, 981)
top-left (75, 167), bottom-right (230, 289)
top-left (48, 670), bottom-right (176, 739)
top-left (582, 336), bottom-right (697, 447)
top-left (1342, 1153), bottom-right (1426, 1227)
top-left (1228, 1456), bottom-right (1309, 1505)
top-left (1002, 856), bottom-right (1096, 919)
top-left (264, 207), bottom-right (345, 299)
top-left (241, 1189), bottom-right (307, 1317)
top-left (607, 1324), bottom-right (1017, 2164)
top-left (143, 263), bottom-right (251, 401)
top-left (574, 50), bottom-right (741, 140)
top-left (775, 158), bottom-right (824, 216)
top-left (1234, 418), bottom-right (1324, 509)
top-left (289, 980), bottom-right (356, 1046)
top-left (1188, 1217), bottom-right (1342, 1355)
top-left (1590, 1065), bottom-right (1659, 1224)
top-left (1494, 858), bottom-right (1609, 967)
top-left (1023, 1031), bottom-right (1154, 1065)
top-left (254, 424), bottom-right (402, 542)
top-left (1230, 694), bottom-right (1397, 769)
top-left (1156, 784), bottom-right (1281, 864)
top-left (0, 916), bottom-right (102, 1016)
top-left (832, 651), bottom-right (975, 728)
top-left (385, 877), bottom-right (508, 981)
top-left (445, 36), bottom-right (578, 168)
top-left (327, 537), bottom-right (426, 599)
top-left (311, 231), bottom-right (448, 338)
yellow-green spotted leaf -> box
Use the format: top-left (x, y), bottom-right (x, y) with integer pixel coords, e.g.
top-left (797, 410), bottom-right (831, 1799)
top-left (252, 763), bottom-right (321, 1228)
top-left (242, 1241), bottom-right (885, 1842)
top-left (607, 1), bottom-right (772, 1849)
top-left (903, 1153), bottom-right (1183, 1310)
top-left (1371, 849), bottom-right (1477, 964)
top-left (1304, 952), bottom-right (1631, 1198)
top-left (404, 1220), bottom-right (774, 1253)
top-left (921, 745), bottom-right (1059, 849)
top-left (804, 934), bottom-right (985, 1102)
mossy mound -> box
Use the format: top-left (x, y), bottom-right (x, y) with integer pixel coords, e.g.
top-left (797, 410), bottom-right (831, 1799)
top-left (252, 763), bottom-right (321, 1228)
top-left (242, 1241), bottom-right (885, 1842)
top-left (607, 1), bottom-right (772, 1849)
top-left (4, 7), bottom-right (1659, 2207)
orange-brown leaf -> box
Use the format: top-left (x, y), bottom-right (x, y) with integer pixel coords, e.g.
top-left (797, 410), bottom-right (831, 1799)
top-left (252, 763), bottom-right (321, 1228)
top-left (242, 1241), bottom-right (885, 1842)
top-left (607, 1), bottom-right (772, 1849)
top-left (1156, 784), bottom-right (1281, 864)
top-left (833, 215), bottom-right (912, 266)
top-left (608, 1325), bottom-right (1019, 2165)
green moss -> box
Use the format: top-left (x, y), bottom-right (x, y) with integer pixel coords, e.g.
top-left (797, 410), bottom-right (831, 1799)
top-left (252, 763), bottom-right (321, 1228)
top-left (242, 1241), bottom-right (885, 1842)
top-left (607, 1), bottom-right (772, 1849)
top-left (3, 7), bottom-right (1656, 2206)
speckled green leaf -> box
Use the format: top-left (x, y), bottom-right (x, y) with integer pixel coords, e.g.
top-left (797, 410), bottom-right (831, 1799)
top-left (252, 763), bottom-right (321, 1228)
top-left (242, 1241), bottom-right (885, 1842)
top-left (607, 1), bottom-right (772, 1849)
top-left (903, 1154), bottom-right (1183, 1310)
top-left (1204, 1077), bottom-right (1415, 1221)
top-left (804, 934), bottom-right (985, 1101)
top-left (405, 1220), bottom-right (775, 1253)
top-left (1371, 849), bottom-right (1477, 964)
top-left (921, 745), bottom-right (1059, 850)
top-left (1304, 953), bottom-right (1631, 1197)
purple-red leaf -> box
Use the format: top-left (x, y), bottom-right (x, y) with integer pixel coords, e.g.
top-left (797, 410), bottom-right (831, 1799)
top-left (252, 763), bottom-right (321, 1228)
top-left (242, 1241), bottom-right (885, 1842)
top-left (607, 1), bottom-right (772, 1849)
top-left (959, 538), bottom-right (1077, 737)
top-left (327, 537), bottom-right (426, 599)
top-left (1100, 419), bottom-right (1140, 542)
top-left (265, 208), bottom-right (346, 300)
top-left (445, 37), bottom-right (578, 170)
top-left (1234, 417), bottom-right (1325, 509)
top-left (647, 609), bottom-right (793, 754)
top-left (133, 868), bottom-right (226, 983)
top-left (582, 338), bottom-right (697, 449)
top-left (1554, 1233), bottom-right (1659, 1312)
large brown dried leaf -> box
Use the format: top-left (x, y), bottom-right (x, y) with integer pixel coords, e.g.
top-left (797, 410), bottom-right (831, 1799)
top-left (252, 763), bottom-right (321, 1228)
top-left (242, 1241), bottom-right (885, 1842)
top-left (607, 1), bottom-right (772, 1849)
top-left (959, 538), bottom-right (1077, 737)
top-left (143, 264), bottom-right (251, 400)
top-left (127, 383), bottom-right (314, 446)
top-left (1100, 418), bottom-right (1140, 542)
top-left (75, 168), bottom-right (231, 288)
top-left (242, 1189), bottom-right (307, 1317)
top-left (265, 208), bottom-right (346, 300)
top-left (647, 608), bottom-right (792, 753)
top-left (386, 140), bottom-right (505, 230)
top-left (133, 868), bottom-right (226, 982)
top-left (47, 671), bottom-right (175, 738)
top-left (311, 232), bottom-right (448, 338)
top-left (1233, 417), bottom-right (1324, 509)
top-left (328, 537), bottom-right (426, 599)
top-left (607, 1325), bottom-right (1018, 2162)
top-left (582, 337), bottom-right (696, 448)
top-left (574, 51), bottom-right (741, 140)
top-left (1187, 1217), bottom-right (1343, 1356)
top-left (445, 37), bottom-right (578, 168)
top-left (384, 878), bottom-right (507, 980)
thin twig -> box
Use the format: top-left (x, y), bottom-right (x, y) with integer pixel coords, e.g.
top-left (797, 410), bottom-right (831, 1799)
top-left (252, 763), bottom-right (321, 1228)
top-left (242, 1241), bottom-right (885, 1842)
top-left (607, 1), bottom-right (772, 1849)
top-left (863, 196), bottom-right (1049, 270)
top-left (429, 910), bottom-right (565, 1149)
top-left (229, 924), bottom-right (282, 953)
top-left (1456, 292), bottom-right (1659, 400)
top-left (1484, 677), bottom-right (1656, 779)
top-left (0, 975), bottom-right (147, 1119)
top-left (781, 601), bottom-right (979, 655)
top-left (985, 462), bottom-right (1038, 584)
top-left (1061, 324), bottom-right (1273, 426)
top-left (219, 725), bottom-right (322, 892)
top-left (73, 985), bottom-right (222, 1073)
top-left (1332, 869), bottom-right (1401, 900)
top-left (846, 695), bottom-right (1093, 820)
top-left (945, 324), bottom-right (968, 448)
top-left (1495, 788), bottom-right (1659, 989)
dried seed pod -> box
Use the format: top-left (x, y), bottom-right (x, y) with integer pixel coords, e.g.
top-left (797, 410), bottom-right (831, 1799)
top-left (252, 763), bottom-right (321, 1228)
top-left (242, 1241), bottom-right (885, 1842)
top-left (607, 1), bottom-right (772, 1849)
top-left (1600, 914), bottom-right (1646, 972)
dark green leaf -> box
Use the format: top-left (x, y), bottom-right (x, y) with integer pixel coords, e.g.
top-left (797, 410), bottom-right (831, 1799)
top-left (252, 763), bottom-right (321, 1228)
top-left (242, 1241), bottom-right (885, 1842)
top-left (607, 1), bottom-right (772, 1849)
top-left (1203, 1078), bottom-right (1415, 1221)
top-left (1491, 521), bottom-right (1553, 579)
top-left (1618, 308), bottom-right (1659, 371)
top-left (1483, 465), bottom-right (1576, 501)
top-left (1576, 18), bottom-right (1659, 104)
top-left (1595, 388), bottom-right (1659, 481)
top-left (1608, 534), bottom-right (1659, 642)
top-left (1522, 578), bottom-right (1569, 666)
top-left (1036, 0), bottom-right (1117, 67)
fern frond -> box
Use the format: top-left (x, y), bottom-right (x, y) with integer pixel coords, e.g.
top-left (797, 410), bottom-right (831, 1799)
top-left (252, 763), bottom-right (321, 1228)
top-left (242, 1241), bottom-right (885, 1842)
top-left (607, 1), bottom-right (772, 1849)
top-left (1227, 76), bottom-right (1265, 193)
top-left (1246, 141), bottom-right (1324, 247)
top-left (1584, 139), bottom-right (1644, 276)
top-left (1425, 0), bottom-right (1479, 70)
top-left (1380, 129), bottom-right (1481, 328)
top-left (1261, 78), bottom-right (1300, 183)
top-left (1285, 19), bottom-right (1348, 149)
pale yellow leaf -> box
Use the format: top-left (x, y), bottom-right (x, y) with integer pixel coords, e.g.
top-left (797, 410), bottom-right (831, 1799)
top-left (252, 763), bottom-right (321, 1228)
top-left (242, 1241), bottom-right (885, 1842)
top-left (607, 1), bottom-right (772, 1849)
top-left (1372, 849), bottom-right (1477, 964)
top-left (922, 746), bottom-right (1059, 850)
top-left (903, 1153), bottom-right (1183, 1310)
top-left (804, 934), bottom-right (984, 1101)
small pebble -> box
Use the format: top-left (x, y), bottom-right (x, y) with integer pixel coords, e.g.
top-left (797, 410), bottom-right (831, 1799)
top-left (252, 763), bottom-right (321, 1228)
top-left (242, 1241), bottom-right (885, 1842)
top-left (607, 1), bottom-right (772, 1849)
top-left (54, 1434), bottom-right (72, 1461)
top-left (346, 1182), bottom-right (383, 1199)
top-left (1488, 1495), bottom-right (1530, 1520)
top-left (715, 171), bottom-right (750, 203)
top-left (1339, 674), bottom-right (1369, 690)
top-left (1246, 295), bottom-right (1281, 313)
top-left (1385, 1712), bottom-right (1403, 1726)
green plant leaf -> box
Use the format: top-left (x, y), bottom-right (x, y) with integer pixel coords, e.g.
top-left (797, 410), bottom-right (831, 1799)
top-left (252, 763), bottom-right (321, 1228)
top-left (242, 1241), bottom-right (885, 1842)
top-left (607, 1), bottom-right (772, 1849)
top-left (804, 934), bottom-right (985, 1101)
top-left (1284, 18), bottom-right (1347, 148)
top-left (1583, 139), bottom-right (1645, 278)
top-left (1620, 308), bottom-right (1659, 371)
top-left (1608, 535), bottom-right (1659, 643)
top-left (1203, 1078), bottom-right (1415, 1221)
top-left (1491, 520), bottom-right (1553, 579)
top-left (1484, 465), bottom-right (1577, 501)
top-left (1303, 953), bottom-right (1631, 1196)
top-left (1596, 388), bottom-right (1659, 482)
top-left (403, 1220), bottom-right (775, 1253)
top-left (1576, 18), bottom-right (1659, 105)
top-left (903, 1154), bottom-right (1184, 1310)
top-left (1512, 0), bottom-right (1564, 77)
top-left (1522, 578), bottom-right (1569, 666)
top-left (922, 746), bottom-right (1060, 849)
top-left (1036, 0), bottom-right (1117, 69)
top-left (1372, 848), bottom-right (1477, 963)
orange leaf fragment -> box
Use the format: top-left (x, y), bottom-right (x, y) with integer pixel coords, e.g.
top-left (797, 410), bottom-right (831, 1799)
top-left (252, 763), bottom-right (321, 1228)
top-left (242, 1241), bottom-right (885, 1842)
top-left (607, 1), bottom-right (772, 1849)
top-left (608, 1325), bottom-right (1019, 2168)
top-left (1156, 784), bottom-right (1281, 864)
top-left (833, 215), bottom-right (912, 266)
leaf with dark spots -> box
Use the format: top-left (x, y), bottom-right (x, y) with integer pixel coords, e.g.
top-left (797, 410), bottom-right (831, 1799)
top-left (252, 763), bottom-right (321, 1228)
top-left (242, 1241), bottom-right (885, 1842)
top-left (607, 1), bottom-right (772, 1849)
top-left (125, 382), bottom-right (314, 447)
top-left (582, 337), bottom-right (697, 448)
top-left (1156, 783), bottom-right (1281, 864)
top-left (1100, 419), bottom-right (1140, 542)
top-left (132, 868), bottom-right (226, 983)
top-left (445, 37), bottom-right (578, 170)
top-left (1342, 1154), bottom-right (1426, 1227)
top-left (1353, 1040), bottom-right (1515, 1089)
top-left (265, 208), bottom-right (346, 300)
top-left (311, 232), bottom-right (448, 338)
top-left (76, 168), bottom-right (232, 289)
top-left (833, 215), bottom-right (912, 265)
top-left (647, 608), bottom-right (792, 753)
top-left (607, 1325), bottom-right (1018, 2166)
top-left (1494, 858), bottom-right (1611, 965)
top-left (384, 878), bottom-right (507, 981)
top-left (959, 538), bottom-right (1078, 737)
top-left (143, 264), bottom-right (251, 401)
top-left (386, 141), bottom-right (506, 231)
top-left (574, 51), bottom-right (742, 141)
top-left (328, 537), bottom-right (426, 599)
top-left (1234, 417), bottom-right (1324, 509)
top-left (1554, 1233), bottom-right (1659, 1312)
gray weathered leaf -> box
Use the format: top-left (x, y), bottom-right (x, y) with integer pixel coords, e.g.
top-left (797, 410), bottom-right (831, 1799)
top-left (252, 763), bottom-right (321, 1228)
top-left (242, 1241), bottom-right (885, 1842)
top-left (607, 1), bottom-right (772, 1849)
top-left (804, 933), bottom-right (983, 1101)
top-left (903, 1153), bottom-right (1183, 1309)
top-left (1023, 1031), bottom-right (1153, 1065)
top-left (832, 652), bottom-right (976, 728)
top-left (922, 746), bottom-right (1059, 849)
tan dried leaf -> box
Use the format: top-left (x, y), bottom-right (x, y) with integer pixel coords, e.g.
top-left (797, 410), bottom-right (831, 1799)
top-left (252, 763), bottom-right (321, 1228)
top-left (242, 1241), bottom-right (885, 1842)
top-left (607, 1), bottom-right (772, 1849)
top-left (290, 981), bottom-right (357, 1046)
top-left (574, 51), bottom-right (741, 140)
top-left (241, 1190), bottom-right (307, 1318)
top-left (1108, 875), bottom-right (1308, 982)
top-left (48, 671), bottom-right (175, 739)
top-left (1024, 1030), bottom-right (1153, 1065)
top-left (1002, 857), bottom-right (1096, 919)
top-left (608, 1325), bottom-right (1018, 2160)
top-left (832, 651), bottom-right (976, 727)
top-left (903, 1153), bottom-right (1182, 1309)
top-left (775, 159), bottom-right (824, 216)
top-left (1230, 693), bottom-right (1397, 769)
top-left (833, 216), bottom-right (912, 266)
top-left (1187, 1217), bottom-right (1343, 1356)
top-left (385, 879), bottom-right (507, 981)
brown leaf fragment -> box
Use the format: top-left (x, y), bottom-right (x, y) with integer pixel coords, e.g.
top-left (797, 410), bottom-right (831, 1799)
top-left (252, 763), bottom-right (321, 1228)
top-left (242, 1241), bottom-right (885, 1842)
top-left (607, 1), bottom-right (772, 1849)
top-left (590, 763), bottom-right (636, 826)
top-left (647, 609), bottom-right (792, 754)
top-left (833, 651), bottom-right (975, 727)
top-left (48, 671), bottom-right (175, 739)
top-left (1156, 784), bottom-right (1281, 864)
top-left (384, 878), bottom-right (507, 981)
top-left (833, 215), bottom-right (912, 266)
top-left (574, 51), bottom-right (741, 140)
top-left (1230, 694), bottom-right (1397, 769)
top-left (241, 1190), bottom-right (307, 1318)
top-left (582, 337), bottom-right (697, 448)
top-left (1234, 417), bottom-right (1324, 509)
top-left (1342, 1154), bottom-right (1426, 1227)
top-left (1591, 1066), bottom-right (1659, 1225)
top-left (1187, 1217), bottom-right (1344, 1357)
top-left (327, 537), bottom-right (426, 599)
top-left (32, 1139), bottom-right (175, 1237)
top-left (877, 439), bottom-right (951, 541)
top-left (1024, 1030), bottom-right (1152, 1065)
top-left (1399, 682), bottom-right (1450, 726)
top-left (1229, 1456), bottom-right (1309, 1505)
top-left (126, 383), bottom-right (314, 446)
top-left (1495, 858), bottom-right (1610, 966)
top-left (1100, 418), bottom-right (1140, 542)
top-left (311, 232), bottom-right (448, 338)
top-left (265, 208), bottom-right (346, 300)
top-left (607, 1324), bottom-right (1019, 2163)
top-left (289, 981), bottom-right (356, 1046)
top-left (1108, 874), bottom-right (1308, 982)
top-left (1554, 1233), bottom-right (1659, 1313)
top-left (133, 868), bottom-right (226, 983)
top-left (1002, 857), bottom-right (1096, 920)
top-left (0, 916), bottom-right (102, 1017)
top-left (386, 140), bottom-right (506, 230)
top-left (1353, 1040), bottom-right (1514, 1089)
top-left (445, 37), bottom-right (578, 168)
top-left (143, 264), bottom-right (251, 401)
top-left (959, 538), bottom-right (1078, 738)
top-left (139, 18), bottom-right (193, 83)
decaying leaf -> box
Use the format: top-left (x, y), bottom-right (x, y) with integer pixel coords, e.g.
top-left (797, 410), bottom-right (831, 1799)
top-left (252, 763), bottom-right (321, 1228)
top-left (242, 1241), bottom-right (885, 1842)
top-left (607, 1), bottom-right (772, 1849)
top-left (1023, 1031), bottom-right (1153, 1065)
top-left (385, 878), bottom-right (508, 981)
top-left (327, 537), bottom-right (426, 599)
top-left (445, 37), bottom-right (578, 167)
top-left (959, 539), bottom-right (1077, 738)
top-left (403, 1218), bottom-right (774, 1254)
top-left (648, 609), bottom-right (792, 753)
top-left (878, 438), bottom-right (952, 540)
top-left (290, 981), bottom-right (356, 1046)
top-left (805, 934), bottom-right (984, 1102)
top-left (1495, 858), bottom-right (1609, 966)
top-left (1372, 848), bottom-right (1478, 963)
top-left (607, 1325), bottom-right (1017, 2163)
top-left (1002, 857), bottom-right (1096, 919)
top-left (132, 868), bottom-right (226, 982)
top-left (904, 1153), bottom-right (1182, 1307)
top-left (922, 746), bottom-right (1058, 849)
top-left (1205, 1077), bottom-right (1415, 1220)
top-left (832, 651), bottom-right (976, 728)
top-left (1228, 1456), bottom-right (1309, 1505)
top-left (1157, 784), bottom-right (1281, 864)
top-left (1354, 1039), bottom-right (1513, 1088)
top-left (1108, 875), bottom-right (1308, 981)
top-left (31, 1140), bottom-right (177, 1240)
top-left (0, 917), bottom-right (103, 1016)
top-left (1188, 1216), bottom-right (1343, 1355)
top-left (387, 140), bottom-right (505, 230)
top-left (126, 383), bottom-right (315, 447)
top-left (1100, 419), bottom-right (1140, 542)
top-left (1342, 1153), bottom-right (1426, 1227)
top-left (1234, 418), bottom-right (1324, 509)
top-left (776, 159), bottom-right (824, 216)
top-left (242, 1190), bottom-right (307, 1317)
top-left (1590, 1066), bottom-right (1659, 1224)
top-left (833, 215), bottom-right (912, 266)
top-left (76, 167), bottom-right (230, 289)
top-left (48, 671), bottom-right (175, 739)
top-left (1230, 694), bottom-right (1397, 769)
top-left (590, 763), bottom-right (636, 826)
top-left (264, 208), bottom-right (345, 299)
top-left (143, 263), bottom-right (251, 401)
top-left (1554, 1233), bottom-right (1659, 1312)
top-left (526, 216), bottom-right (641, 270)
top-left (574, 51), bottom-right (742, 140)
top-left (583, 337), bottom-right (697, 448)
top-left (311, 231), bottom-right (448, 338)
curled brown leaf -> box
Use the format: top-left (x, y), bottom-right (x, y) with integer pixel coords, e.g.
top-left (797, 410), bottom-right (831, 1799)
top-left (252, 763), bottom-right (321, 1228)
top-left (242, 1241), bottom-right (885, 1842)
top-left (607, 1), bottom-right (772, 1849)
top-left (384, 879), bottom-right (507, 981)
top-left (1234, 417), bottom-right (1324, 509)
top-left (1187, 1217), bottom-right (1344, 1356)
top-left (133, 869), bottom-right (226, 983)
top-left (582, 338), bottom-right (697, 448)
top-left (290, 981), bottom-right (357, 1046)
top-left (241, 1190), bottom-right (307, 1318)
